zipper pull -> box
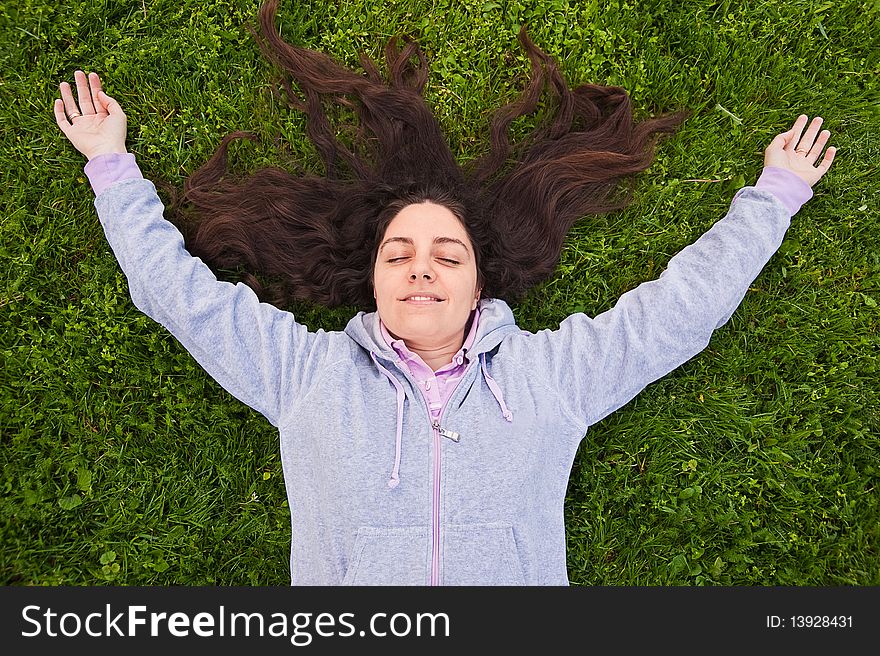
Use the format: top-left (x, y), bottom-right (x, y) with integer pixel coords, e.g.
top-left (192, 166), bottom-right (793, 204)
top-left (432, 420), bottom-right (461, 443)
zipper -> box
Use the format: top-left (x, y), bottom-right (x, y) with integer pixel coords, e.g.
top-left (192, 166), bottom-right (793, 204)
top-left (428, 361), bottom-right (478, 585)
top-left (377, 354), bottom-right (479, 586)
top-left (429, 418), bottom-right (462, 585)
top-left (428, 364), bottom-right (480, 585)
top-left (430, 410), bottom-right (458, 585)
top-left (433, 421), bottom-right (460, 442)
top-left (430, 420), bottom-right (441, 585)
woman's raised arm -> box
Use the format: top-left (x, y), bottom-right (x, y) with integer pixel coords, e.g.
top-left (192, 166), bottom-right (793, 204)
top-left (529, 116), bottom-right (837, 431)
top-left (54, 71), bottom-right (331, 429)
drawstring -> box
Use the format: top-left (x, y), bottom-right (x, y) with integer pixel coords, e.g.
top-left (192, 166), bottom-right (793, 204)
top-left (370, 352), bottom-right (405, 489)
top-left (369, 349), bottom-right (515, 491)
top-left (480, 352), bottom-right (513, 422)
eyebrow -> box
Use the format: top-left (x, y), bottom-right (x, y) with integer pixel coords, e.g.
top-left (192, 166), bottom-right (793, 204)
top-left (379, 236), bottom-right (470, 253)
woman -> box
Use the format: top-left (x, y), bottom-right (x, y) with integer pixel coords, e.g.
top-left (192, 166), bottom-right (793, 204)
top-left (54, 1), bottom-right (835, 585)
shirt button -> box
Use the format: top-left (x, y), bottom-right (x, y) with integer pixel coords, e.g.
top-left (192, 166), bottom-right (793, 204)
top-left (456, 356), bottom-right (463, 365)
top-left (425, 381), bottom-right (431, 390)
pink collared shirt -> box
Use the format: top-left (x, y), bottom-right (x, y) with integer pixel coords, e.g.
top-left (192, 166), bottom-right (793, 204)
top-left (379, 307), bottom-right (481, 419)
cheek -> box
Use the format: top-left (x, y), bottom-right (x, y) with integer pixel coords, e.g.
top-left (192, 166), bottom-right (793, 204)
top-left (373, 271), bottom-right (395, 306)
top-left (464, 269), bottom-right (479, 296)
top-left (372, 266), bottom-right (382, 300)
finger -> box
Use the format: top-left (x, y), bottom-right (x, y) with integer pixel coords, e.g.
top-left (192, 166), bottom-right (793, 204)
top-left (795, 116), bottom-right (823, 155)
top-left (806, 129), bottom-right (831, 164)
top-left (89, 72), bottom-right (106, 114)
top-left (53, 98), bottom-right (72, 132)
top-left (816, 146), bottom-right (836, 175)
top-left (100, 90), bottom-right (122, 116)
top-left (74, 69), bottom-right (97, 115)
top-left (58, 82), bottom-right (77, 116)
top-left (784, 114), bottom-right (809, 151)
top-left (60, 82), bottom-right (82, 121)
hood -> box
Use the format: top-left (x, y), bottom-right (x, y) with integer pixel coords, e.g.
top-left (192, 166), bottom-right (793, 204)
top-left (343, 297), bottom-right (521, 362)
top-left (343, 298), bottom-right (522, 489)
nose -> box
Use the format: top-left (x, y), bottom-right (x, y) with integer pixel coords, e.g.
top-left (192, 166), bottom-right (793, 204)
top-left (408, 257), bottom-right (435, 281)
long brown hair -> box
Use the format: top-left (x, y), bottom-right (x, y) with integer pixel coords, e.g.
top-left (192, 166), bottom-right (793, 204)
top-left (159, 0), bottom-right (689, 312)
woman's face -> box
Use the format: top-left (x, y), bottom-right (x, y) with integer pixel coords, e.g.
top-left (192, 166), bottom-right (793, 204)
top-left (373, 201), bottom-right (480, 349)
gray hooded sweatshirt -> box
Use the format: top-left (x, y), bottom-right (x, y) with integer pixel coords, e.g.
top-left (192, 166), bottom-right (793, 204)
top-left (92, 172), bottom-right (796, 585)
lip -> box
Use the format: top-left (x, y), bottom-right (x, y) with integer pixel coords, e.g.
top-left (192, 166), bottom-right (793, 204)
top-left (401, 298), bottom-right (445, 306)
top-left (400, 292), bottom-right (445, 301)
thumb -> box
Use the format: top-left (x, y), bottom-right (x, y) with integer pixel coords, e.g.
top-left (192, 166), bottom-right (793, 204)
top-left (766, 132), bottom-right (788, 152)
top-left (98, 90), bottom-right (121, 113)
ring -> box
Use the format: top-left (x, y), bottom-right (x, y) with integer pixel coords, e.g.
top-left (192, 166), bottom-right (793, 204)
top-left (68, 111), bottom-right (82, 119)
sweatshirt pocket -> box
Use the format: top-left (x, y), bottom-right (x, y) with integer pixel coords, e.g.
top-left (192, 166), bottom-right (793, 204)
top-left (442, 523), bottom-right (525, 585)
top-left (342, 526), bottom-right (430, 586)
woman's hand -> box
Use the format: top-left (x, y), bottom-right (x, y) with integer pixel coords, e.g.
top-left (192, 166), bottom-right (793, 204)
top-left (54, 70), bottom-right (128, 161)
top-left (764, 114), bottom-right (836, 187)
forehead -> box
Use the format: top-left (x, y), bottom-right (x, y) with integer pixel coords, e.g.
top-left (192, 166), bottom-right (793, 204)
top-left (381, 202), bottom-right (469, 245)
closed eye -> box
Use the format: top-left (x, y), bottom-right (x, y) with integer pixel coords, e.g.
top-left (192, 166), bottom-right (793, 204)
top-left (387, 257), bottom-right (460, 264)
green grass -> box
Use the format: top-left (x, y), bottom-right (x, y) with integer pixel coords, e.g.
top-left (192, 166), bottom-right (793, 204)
top-left (1, 0), bottom-right (878, 585)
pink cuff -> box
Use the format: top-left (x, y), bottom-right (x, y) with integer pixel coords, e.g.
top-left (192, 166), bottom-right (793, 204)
top-left (750, 166), bottom-right (813, 216)
top-left (84, 152), bottom-right (143, 197)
